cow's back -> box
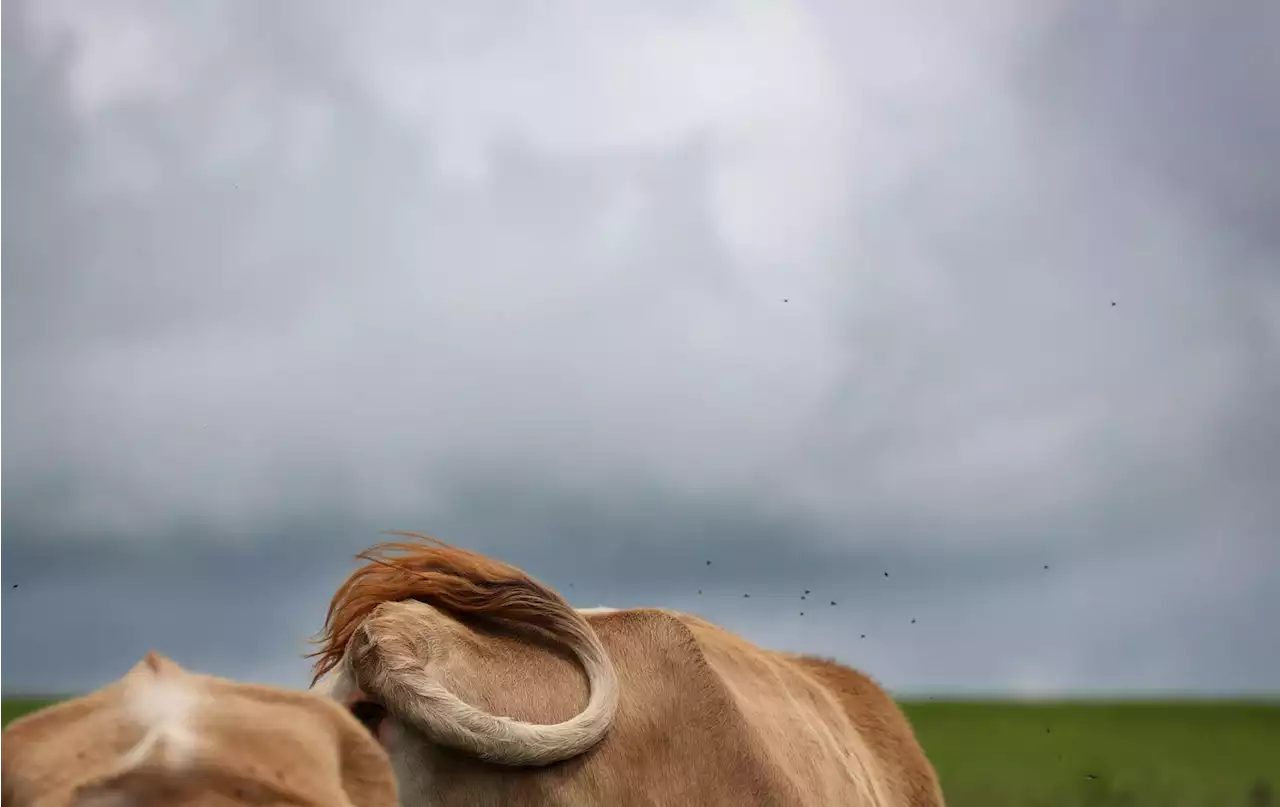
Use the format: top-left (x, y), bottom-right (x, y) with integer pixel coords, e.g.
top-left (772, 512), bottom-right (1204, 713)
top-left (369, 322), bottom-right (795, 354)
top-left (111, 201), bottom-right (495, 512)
top-left (674, 613), bottom-right (932, 806)
top-left (789, 655), bottom-right (946, 806)
top-left (409, 607), bottom-right (932, 806)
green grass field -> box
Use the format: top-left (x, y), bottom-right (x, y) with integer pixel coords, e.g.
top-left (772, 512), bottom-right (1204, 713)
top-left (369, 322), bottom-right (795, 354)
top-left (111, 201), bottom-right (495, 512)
top-left (900, 700), bottom-right (1278, 806)
top-left (3, 698), bottom-right (62, 727)
top-left (5, 697), bottom-right (1277, 805)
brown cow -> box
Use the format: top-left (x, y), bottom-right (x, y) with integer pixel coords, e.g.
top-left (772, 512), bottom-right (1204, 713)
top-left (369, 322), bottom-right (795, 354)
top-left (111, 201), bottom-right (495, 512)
top-left (309, 534), bottom-right (946, 806)
top-left (2, 651), bottom-right (398, 807)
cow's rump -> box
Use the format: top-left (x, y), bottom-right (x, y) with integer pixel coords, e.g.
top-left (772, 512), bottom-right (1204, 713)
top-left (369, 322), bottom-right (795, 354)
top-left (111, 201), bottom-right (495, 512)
top-left (310, 535), bottom-right (946, 806)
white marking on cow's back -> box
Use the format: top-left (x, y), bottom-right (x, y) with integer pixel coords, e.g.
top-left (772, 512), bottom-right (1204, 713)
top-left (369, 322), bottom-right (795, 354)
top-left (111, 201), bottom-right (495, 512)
top-left (576, 606), bottom-right (619, 615)
top-left (120, 674), bottom-right (203, 769)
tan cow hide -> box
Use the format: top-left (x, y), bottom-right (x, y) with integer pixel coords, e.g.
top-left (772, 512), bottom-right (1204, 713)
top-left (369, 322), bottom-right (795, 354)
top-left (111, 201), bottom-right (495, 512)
top-left (309, 533), bottom-right (946, 807)
top-left (2, 652), bottom-right (398, 807)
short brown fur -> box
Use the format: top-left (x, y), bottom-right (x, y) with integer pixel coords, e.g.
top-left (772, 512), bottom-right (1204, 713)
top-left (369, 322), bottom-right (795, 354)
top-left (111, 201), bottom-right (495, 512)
top-left (791, 655), bottom-right (948, 806)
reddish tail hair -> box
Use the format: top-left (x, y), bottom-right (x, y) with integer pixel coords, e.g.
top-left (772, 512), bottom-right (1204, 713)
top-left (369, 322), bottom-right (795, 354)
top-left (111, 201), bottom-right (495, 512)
top-left (308, 533), bottom-right (577, 686)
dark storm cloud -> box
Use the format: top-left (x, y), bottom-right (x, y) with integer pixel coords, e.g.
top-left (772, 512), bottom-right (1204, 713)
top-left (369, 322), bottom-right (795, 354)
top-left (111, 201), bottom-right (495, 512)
top-left (7, 502), bottom-right (1278, 696)
top-left (3, 0), bottom-right (1278, 696)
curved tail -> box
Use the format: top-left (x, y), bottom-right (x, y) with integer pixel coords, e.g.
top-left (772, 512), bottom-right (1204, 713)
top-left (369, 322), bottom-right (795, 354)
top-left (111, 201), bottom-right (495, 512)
top-left (313, 534), bottom-right (621, 766)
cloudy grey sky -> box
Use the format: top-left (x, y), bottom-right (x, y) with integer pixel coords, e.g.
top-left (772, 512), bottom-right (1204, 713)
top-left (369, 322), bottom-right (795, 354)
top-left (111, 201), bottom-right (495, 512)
top-left (3, 0), bottom-right (1278, 697)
